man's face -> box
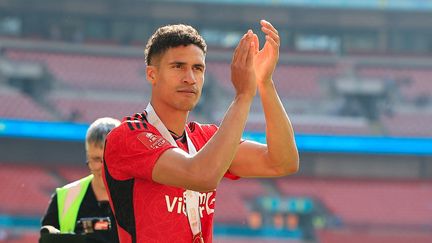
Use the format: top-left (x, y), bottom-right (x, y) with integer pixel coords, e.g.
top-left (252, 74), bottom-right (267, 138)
top-left (86, 142), bottom-right (104, 178)
top-left (147, 44), bottom-right (206, 111)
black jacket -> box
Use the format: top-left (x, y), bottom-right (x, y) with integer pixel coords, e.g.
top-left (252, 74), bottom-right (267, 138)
top-left (41, 184), bottom-right (119, 243)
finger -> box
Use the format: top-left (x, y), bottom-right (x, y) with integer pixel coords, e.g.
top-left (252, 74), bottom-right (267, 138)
top-left (252, 34), bottom-right (259, 54)
top-left (260, 19), bottom-right (279, 35)
top-left (261, 26), bottom-right (280, 46)
top-left (239, 30), bottom-right (253, 64)
top-left (265, 35), bottom-right (279, 50)
top-left (236, 35), bottom-right (248, 64)
top-left (232, 33), bottom-right (248, 63)
top-left (234, 33), bottom-right (247, 57)
top-left (246, 40), bottom-right (255, 66)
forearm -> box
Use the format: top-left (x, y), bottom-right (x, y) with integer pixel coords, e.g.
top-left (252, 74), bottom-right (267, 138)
top-left (258, 81), bottom-right (299, 174)
top-left (190, 95), bottom-right (252, 188)
top-left (190, 30), bottom-right (256, 188)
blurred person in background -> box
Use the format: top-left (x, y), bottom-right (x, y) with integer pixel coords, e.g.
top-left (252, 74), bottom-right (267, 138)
top-left (103, 20), bottom-right (299, 243)
top-left (41, 117), bottom-right (120, 243)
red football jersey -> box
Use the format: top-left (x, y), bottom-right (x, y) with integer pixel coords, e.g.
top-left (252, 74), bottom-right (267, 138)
top-left (103, 112), bottom-right (238, 243)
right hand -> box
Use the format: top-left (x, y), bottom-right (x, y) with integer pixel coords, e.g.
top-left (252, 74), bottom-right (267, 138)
top-left (231, 30), bottom-right (257, 100)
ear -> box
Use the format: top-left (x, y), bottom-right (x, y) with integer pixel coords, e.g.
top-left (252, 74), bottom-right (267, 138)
top-left (146, 66), bottom-right (157, 85)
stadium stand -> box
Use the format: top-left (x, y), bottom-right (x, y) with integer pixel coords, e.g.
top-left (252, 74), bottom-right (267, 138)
top-left (0, 164), bottom-right (58, 216)
top-left (276, 177), bottom-right (432, 226)
top-left (0, 86), bottom-right (55, 121)
top-left (5, 49), bottom-right (148, 91)
top-left (47, 93), bottom-right (146, 123)
top-left (246, 114), bottom-right (375, 135)
top-left (358, 66), bottom-right (432, 101)
top-left (215, 179), bottom-right (267, 224)
top-left (317, 228), bottom-right (432, 243)
top-left (380, 111), bottom-right (432, 137)
top-left (55, 165), bottom-right (88, 182)
top-left (292, 122), bottom-right (372, 136)
top-left (215, 237), bottom-right (301, 243)
top-left (206, 62), bottom-right (337, 99)
top-left (3, 45), bottom-right (432, 138)
top-left (0, 230), bottom-right (39, 243)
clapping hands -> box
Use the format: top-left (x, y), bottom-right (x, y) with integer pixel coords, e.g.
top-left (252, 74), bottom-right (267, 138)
top-left (231, 20), bottom-right (280, 97)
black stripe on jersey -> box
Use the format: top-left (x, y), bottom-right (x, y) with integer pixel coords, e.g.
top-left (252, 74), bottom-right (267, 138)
top-left (126, 113), bottom-right (150, 131)
top-left (133, 114), bottom-right (142, 130)
top-left (141, 112), bottom-right (148, 122)
top-left (126, 117), bottom-right (135, 131)
top-left (140, 112), bottom-right (149, 129)
top-left (133, 113), bottom-right (148, 130)
top-left (189, 122), bottom-right (196, 132)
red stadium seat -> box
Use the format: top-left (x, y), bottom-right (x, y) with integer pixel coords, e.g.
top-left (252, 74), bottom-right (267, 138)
top-left (206, 62), bottom-right (337, 99)
top-left (277, 178), bottom-right (432, 226)
top-left (0, 164), bottom-right (59, 215)
top-left (55, 165), bottom-right (88, 182)
top-left (215, 179), bottom-right (267, 224)
top-left (358, 67), bottom-right (432, 101)
top-left (48, 94), bottom-right (146, 123)
top-left (0, 89), bottom-right (55, 121)
top-left (317, 228), bottom-right (432, 243)
top-left (6, 50), bottom-right (149, 92)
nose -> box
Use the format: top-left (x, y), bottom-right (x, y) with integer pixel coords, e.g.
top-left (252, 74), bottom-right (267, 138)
top-left (182, 68), bottom-right (196, 84)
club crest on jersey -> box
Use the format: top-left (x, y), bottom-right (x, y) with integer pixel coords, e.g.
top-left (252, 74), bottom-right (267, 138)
top-left (137, 132), bottom-right (167, 149)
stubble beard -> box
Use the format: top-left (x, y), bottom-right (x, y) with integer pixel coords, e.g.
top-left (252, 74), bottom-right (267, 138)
top-left (174, 100), bottom-right (197, 112)
top-left (172, 92), bottom-right (201, 112)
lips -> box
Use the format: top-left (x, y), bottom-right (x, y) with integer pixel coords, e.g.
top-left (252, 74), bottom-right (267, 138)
top-left (177, 88), bottom-right (198, 94)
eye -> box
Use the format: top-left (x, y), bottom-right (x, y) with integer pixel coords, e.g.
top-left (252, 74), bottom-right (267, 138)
top-left (173, 63), bottom-right (182, 69)
top-left (193, 66), bottom-right (204, 72)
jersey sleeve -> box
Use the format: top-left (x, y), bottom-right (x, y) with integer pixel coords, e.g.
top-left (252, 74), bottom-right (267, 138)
top-left (104, 123), bottom-right (175, 181)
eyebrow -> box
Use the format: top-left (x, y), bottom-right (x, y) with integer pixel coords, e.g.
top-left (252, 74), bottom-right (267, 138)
top-left (168, 61), bottom-right (186, 66)
top-left (168, 61), bottom-right (205, 68)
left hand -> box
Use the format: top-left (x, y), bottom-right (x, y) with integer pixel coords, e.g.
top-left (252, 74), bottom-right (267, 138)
top-left (252, 20), bottom-right (280, 86)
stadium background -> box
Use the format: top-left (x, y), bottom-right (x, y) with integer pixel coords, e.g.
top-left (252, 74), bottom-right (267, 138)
top-left (1, 0), bottom-right (432, 242)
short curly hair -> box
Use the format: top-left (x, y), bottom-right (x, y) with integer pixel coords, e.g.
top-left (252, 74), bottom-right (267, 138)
top-left (144, 24), bottom-right (207, 65)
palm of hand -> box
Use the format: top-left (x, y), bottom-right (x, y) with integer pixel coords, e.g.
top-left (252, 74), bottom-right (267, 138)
top-left (254, 42), bottom-right (279, 84)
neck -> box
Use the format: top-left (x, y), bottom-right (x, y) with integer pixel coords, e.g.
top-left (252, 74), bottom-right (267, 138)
top-left (91, 176), bottom-right (109, 201)
top-left (150, 100), bottom-right (188, 135)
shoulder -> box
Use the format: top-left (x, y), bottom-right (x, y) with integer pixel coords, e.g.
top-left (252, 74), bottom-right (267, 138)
top-left (105, 112), bottom-right (170, 156)
top-left (121, 112), bottom-right (152, 132)
top-left (188, 121), bottom-right (218, 140)
top-left (107, 112), bottom-right (155, 141)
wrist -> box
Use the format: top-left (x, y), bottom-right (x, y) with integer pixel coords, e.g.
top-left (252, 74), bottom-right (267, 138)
top-left (234, 93), bottom-right (255, 104)
top-left (258, 79), bottom-right (275, 91)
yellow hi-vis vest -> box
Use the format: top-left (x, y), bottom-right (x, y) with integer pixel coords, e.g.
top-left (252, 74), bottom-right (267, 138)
top-left (56, 174), bottom-right (94, 233)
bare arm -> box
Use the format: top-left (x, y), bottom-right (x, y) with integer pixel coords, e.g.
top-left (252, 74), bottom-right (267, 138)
top-left (152, 31), bottom-right (257, 192)
top-left (229, 20), bottom-right (299, 178)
